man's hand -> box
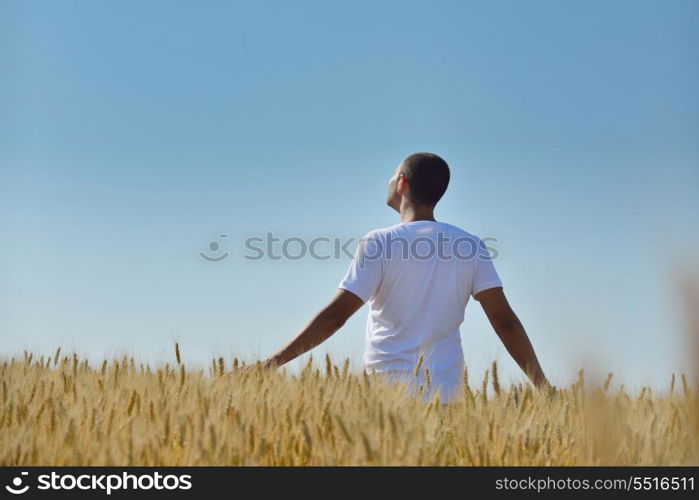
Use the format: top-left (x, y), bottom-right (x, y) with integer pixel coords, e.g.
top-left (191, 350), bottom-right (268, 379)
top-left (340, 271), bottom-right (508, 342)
top-left (238, 359), bottom-right (277, 376)
top-left (262, 288), bottom-right (364, 369)
top-left (475, 287), bottom-right (550, 389)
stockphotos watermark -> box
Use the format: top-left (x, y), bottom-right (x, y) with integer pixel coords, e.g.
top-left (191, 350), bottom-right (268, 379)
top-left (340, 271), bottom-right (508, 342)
top-left (199, 231), bottom-right (499, 263)
top-left (4, 470), bottom-right (192, 495)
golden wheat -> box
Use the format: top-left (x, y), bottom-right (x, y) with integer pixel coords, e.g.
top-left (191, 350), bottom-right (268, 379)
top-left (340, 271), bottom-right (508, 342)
top-left (0, 347), bottom-right (697, 466)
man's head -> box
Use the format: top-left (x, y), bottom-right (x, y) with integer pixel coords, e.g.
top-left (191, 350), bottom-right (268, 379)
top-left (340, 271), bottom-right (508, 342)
top-left (386, 152), bottom-right (450, 212)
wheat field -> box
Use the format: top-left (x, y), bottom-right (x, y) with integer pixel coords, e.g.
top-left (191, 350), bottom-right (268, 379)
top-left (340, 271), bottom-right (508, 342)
top-left (1, 345), bottom-right (698, 466)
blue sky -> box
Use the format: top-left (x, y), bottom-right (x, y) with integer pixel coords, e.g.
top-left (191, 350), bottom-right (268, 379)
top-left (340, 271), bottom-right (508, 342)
top-left (1, 0), bottom-right (697, 390)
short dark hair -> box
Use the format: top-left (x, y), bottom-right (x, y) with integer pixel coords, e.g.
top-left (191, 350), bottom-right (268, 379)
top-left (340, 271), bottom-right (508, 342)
top-left (400, 152), bottom-right (450, 206)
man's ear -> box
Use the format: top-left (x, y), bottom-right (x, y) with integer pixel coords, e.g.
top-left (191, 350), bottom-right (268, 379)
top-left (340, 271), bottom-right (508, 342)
top-left (397, 173), bottom-right (409, 195)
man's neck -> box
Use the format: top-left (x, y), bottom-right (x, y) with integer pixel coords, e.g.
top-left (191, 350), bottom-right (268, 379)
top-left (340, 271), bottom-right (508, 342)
top-left (399, 203), bottom-right (436, 223)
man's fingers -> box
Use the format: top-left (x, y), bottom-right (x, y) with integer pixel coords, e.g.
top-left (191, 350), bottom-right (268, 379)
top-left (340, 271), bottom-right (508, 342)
top-left (238, 360), bottom-right (273, 375)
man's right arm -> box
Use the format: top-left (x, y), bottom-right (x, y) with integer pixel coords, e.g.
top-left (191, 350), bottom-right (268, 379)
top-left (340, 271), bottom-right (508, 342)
top-left (475, 287), bottom-right (550, 389)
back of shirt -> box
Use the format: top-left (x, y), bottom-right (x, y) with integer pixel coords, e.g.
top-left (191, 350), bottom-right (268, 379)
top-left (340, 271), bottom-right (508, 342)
top-left (338, 220), bottom-right (502, 402)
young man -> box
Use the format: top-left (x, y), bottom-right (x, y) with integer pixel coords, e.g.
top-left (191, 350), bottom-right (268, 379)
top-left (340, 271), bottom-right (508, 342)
top-left (259, 152), bottom-right (550, 402)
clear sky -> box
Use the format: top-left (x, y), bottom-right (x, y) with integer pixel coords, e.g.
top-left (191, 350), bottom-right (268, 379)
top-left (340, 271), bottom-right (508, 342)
top-left (1, 0), bottom-right (697, 390)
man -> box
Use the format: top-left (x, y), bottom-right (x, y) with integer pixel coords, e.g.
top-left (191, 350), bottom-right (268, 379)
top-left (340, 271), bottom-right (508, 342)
top-left (258, 152), bottom-right (550, 402)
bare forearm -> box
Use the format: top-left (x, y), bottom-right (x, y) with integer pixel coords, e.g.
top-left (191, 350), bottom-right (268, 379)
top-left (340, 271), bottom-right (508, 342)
top-left (262, 290), bottom-right (363, 370)
top-left (266, 312), bottom-right (344, 367)
top-left (476, 288), bottom-right (550, 389)
top-left (495, 317), bottom-right (548, 387)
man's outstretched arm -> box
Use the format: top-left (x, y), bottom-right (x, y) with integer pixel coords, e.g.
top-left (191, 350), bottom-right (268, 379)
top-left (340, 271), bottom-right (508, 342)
top-left (262, 289), bottom-right (364, 369)
top-left (475, 287), bottom-right (551, 389)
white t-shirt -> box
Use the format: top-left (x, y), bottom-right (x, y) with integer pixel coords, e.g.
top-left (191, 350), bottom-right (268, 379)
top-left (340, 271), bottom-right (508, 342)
top-left (338, 220), bottom-right (502, 403)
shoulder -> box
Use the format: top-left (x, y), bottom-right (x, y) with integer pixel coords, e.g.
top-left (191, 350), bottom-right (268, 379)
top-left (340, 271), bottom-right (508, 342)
top-left (439, 222), bottom-right (482, 243)
top-left (360, 224), bottom-right (401, 241)
top-left (438, 223), bottom-right (494, 259)
top-left (353, 228), bottom-right (389, 259)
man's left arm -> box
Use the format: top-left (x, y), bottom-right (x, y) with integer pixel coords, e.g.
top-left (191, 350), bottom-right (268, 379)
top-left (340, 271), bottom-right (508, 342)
top-left (262, 289), bottom-right (364, 368)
